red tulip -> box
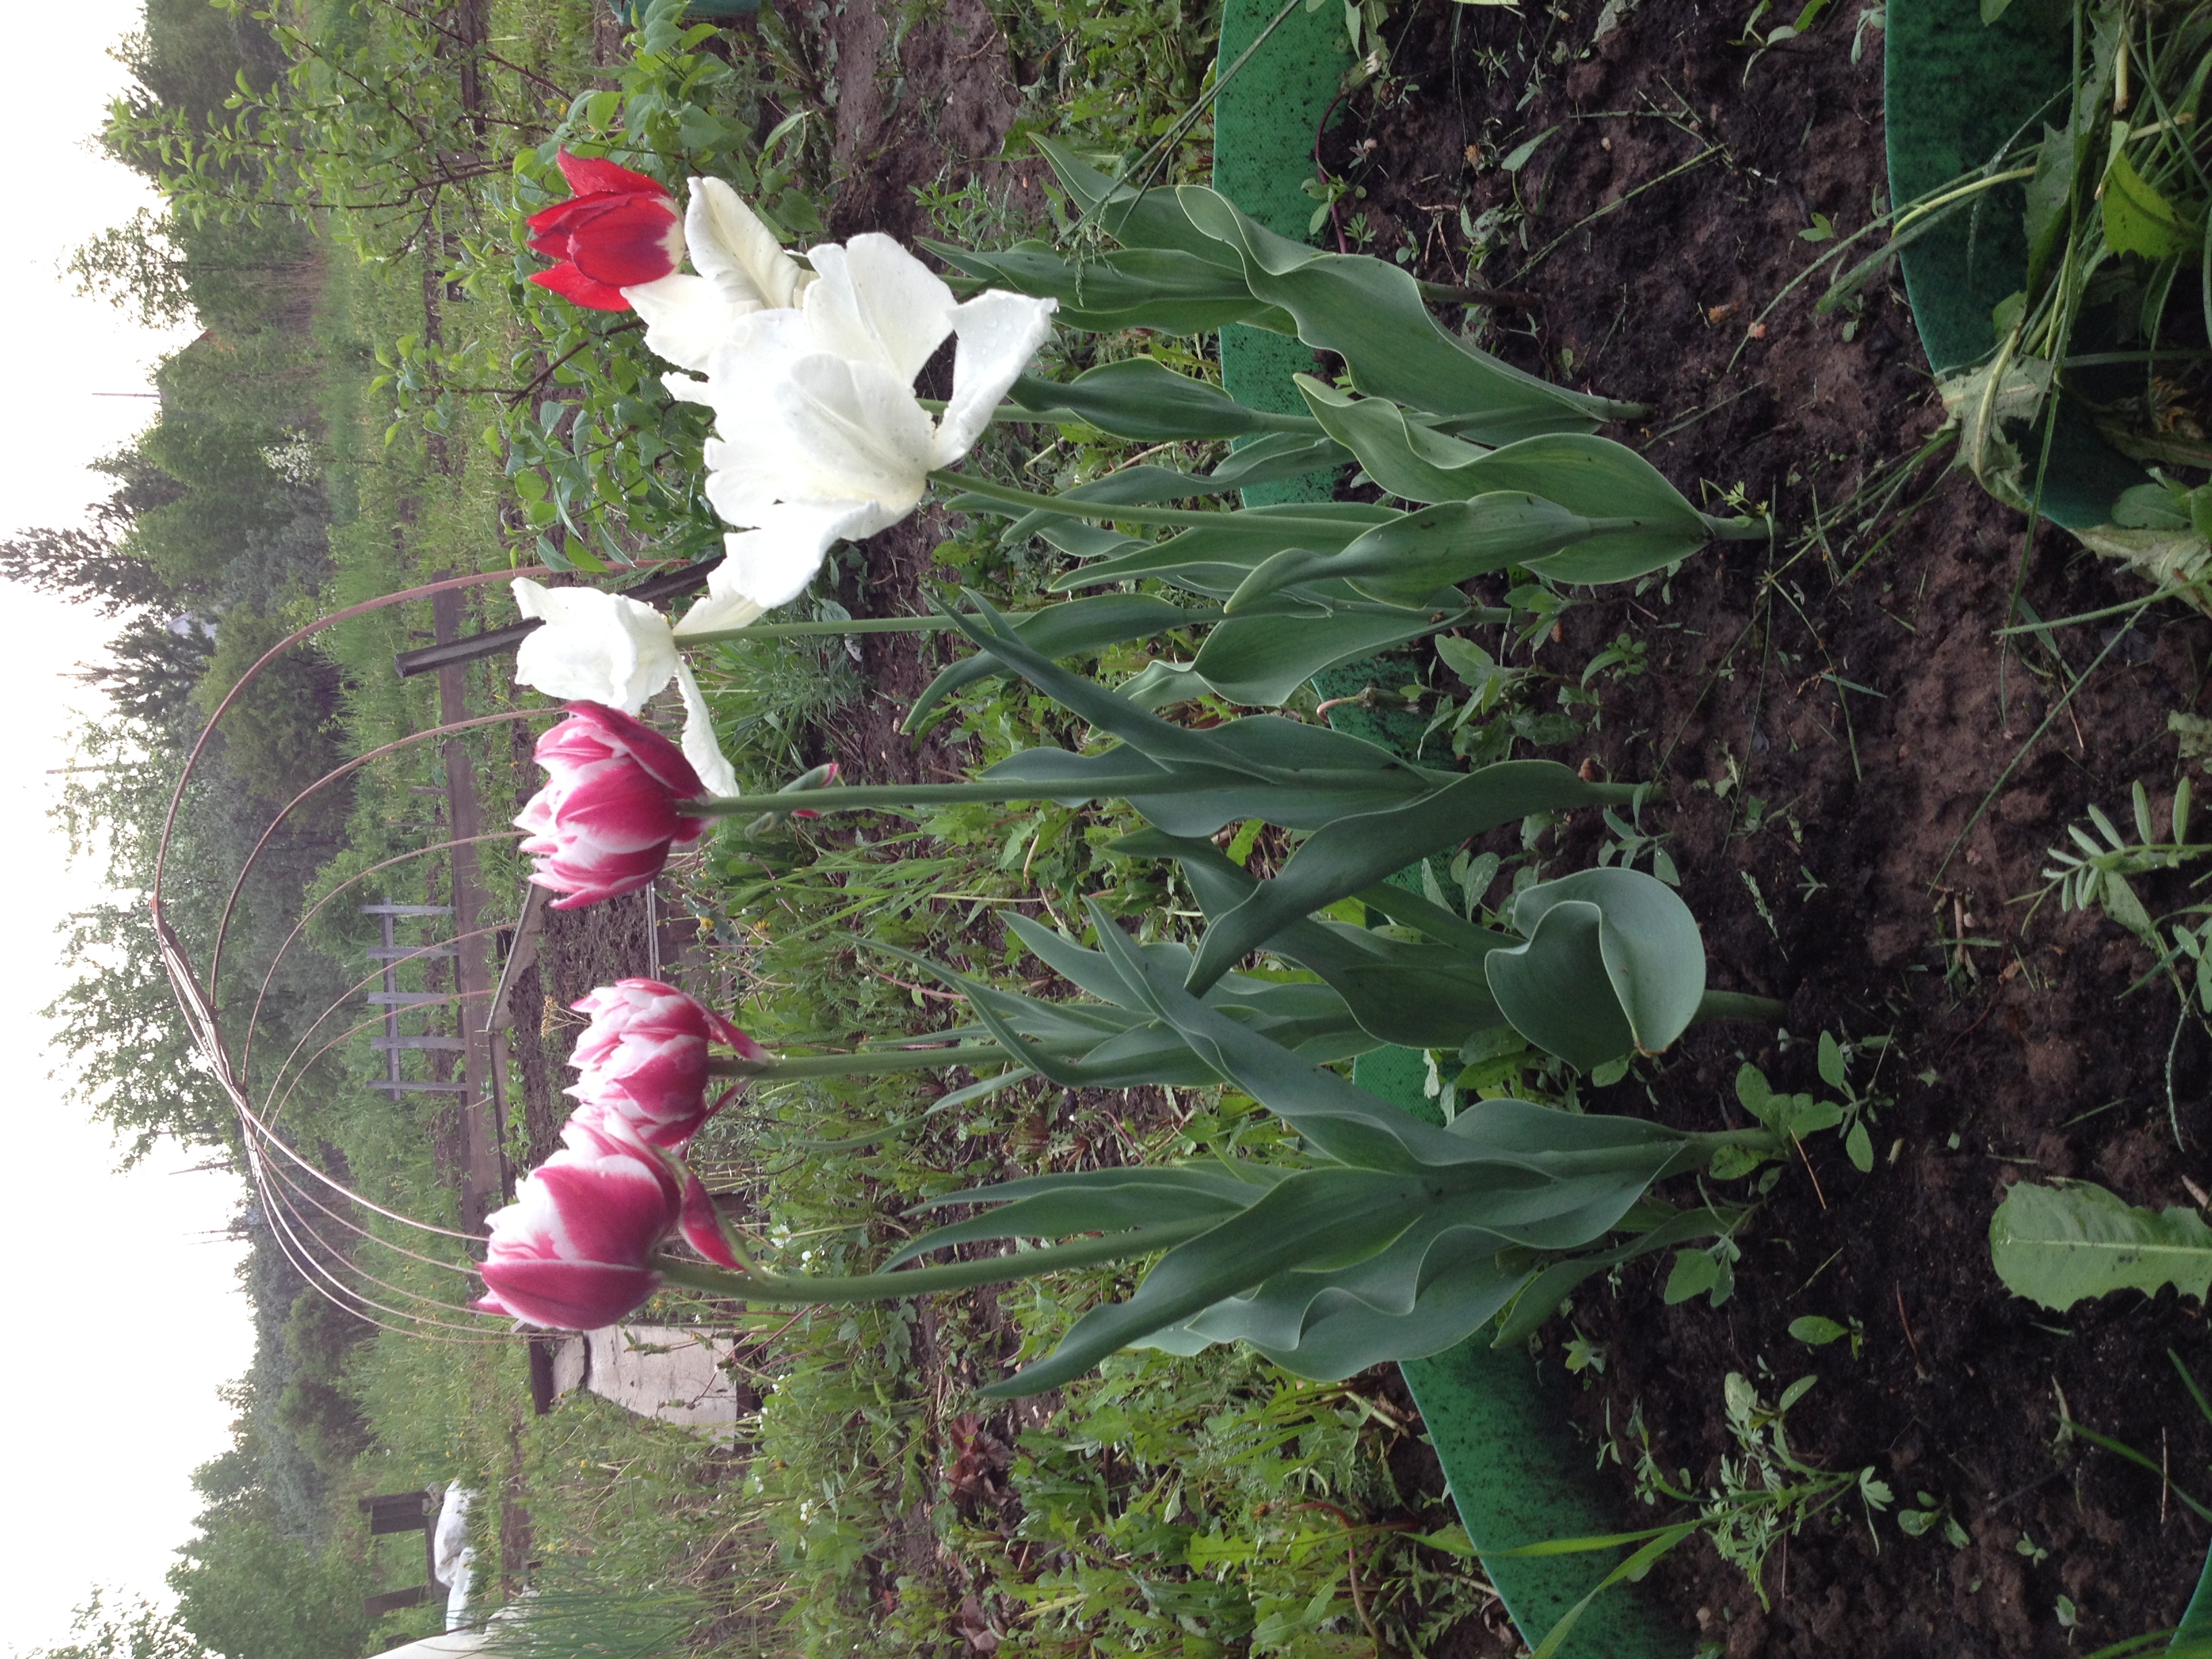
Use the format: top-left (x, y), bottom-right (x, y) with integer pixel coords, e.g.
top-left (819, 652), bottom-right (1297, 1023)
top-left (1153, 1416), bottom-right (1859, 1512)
top-left (517, 702), bottom-right (711, 909)
top-left (526, 149), bottom-right (684, 311)
top-left (474, 1105), bottom-right (682, 1329)
top-left (568, 978), bottom-right (769, 1148)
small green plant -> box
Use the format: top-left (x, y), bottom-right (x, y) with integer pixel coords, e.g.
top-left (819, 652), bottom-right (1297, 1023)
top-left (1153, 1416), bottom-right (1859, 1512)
top-left (1519, 1371), bottom-right (1891, 1656)
top-left (1788, 1312), bottom-right (1865, 1358)
top-left (1895, 1490), bottom-right (1970, 1549)
top-left (1727, 1029), bottom-right (1890, 1175)
top-left (2032, 778), bottom-right (2212, 1139)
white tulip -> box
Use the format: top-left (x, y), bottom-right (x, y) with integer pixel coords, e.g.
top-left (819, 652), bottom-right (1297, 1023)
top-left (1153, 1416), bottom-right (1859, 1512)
top-left (510, 579), bottom-right (737, 796)
top-left (621, 178), bottom-right (815, 374)
top-left (667, 234), bottom-right (1055, 634)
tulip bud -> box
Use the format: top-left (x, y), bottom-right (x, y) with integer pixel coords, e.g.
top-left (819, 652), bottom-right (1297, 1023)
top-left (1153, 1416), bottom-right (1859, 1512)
top-left (473, 1105), bottom-right (682, 1329)
top-left (567, 978), bottom-right (769, 1148)
top-left (526, 149), bottom-right (684, 310)
top-left (516, 703), bottom-right (711, 909)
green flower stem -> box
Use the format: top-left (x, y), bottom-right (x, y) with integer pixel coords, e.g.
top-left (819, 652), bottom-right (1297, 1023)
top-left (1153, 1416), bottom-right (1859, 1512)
top-left (1703, 514), bottom-right (1774, 541)
top-left (1692, 990), bottom-right (1788, 1026)
top-left (705, 1040), bottom-right (1089, 1080)
top-left (651, 1220), bottom-right (1216, 1305)
top-left (676, 605), bottom-right (1224, 649)
top-left (680, 771), bottom-right (1245, 817)
top-left (930, 470), bottom-right (1355, 532)
top-left (918, 396), bottom-right (1324, 436)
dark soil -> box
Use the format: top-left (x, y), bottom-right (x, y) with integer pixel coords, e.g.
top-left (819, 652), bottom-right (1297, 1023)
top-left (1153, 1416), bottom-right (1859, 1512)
top-left (707, 0), bottom-right (2212, 1650)
top-left (1330, 3), bottom-right (2212, 1653)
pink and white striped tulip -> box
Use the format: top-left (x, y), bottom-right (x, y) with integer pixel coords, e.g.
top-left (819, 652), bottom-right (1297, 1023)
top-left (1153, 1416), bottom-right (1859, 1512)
top-left (474, 1104), bottom-right (682, 1329)
top-left (567, 978), bottom-right (769, 1149)
top-left (517, 702), bottom-right (711, 909)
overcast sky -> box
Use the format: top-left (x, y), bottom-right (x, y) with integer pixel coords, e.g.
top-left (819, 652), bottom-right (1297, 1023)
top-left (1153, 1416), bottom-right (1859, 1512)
top-left (0, 3), bottom-right (253, 1650)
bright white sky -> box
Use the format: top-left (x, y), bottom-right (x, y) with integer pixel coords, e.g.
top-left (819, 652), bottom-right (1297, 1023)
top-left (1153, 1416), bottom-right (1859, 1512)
top-left (0, 3), bottom-right (253, 1650)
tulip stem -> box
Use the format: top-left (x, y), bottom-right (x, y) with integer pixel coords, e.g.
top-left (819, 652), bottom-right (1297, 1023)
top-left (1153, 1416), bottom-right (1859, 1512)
top-left (681, 767), bottom-right (1436, 818)
top-left (674, 604), bottom-right (1225, 649)
top-left (708, 1040), bottom-right (1091, 1080)
top-left (651, 1218), bottom-right (1214, 1305)
top-left (930, 470), bottom-right (1358, 532)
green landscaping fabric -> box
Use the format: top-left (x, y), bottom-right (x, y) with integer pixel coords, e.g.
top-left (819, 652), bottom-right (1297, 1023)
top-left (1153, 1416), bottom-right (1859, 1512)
top-left (1212, 0), bottom-right (1346, 507)
top-left (1883, 0), bottom-right (2145, 527)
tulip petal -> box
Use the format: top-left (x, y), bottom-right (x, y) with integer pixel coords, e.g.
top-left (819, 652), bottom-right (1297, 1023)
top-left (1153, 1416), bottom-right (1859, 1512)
top-left (687, 176), bottom-right (812, 312)
top-left (672, 658), bottom-right (740, 798)
top-left (512, 579), bottom-right (680, 713)
top-left (802, 234), bottom-right (956, 384)
top-left (623, 272), bottom-right (761, 375)
top-left (934, 290), bottom-right (1059, 466)
top-left (529, 262), bottom-right (631, 311)
top-left (745, 353), bottom-right (939, 512)
top-left (678, 1167), bottom-right (745, 1269)
top-left (556, 148), bottom-right (668, 199)
top-left (712, 502), bottom-right (886, 611)
top-left (564, 196), bottom-right (687, 288)
top-left (477, 1258), bottom-right (661, 1330)
top-left (673, 580), bottom-right (766, 640)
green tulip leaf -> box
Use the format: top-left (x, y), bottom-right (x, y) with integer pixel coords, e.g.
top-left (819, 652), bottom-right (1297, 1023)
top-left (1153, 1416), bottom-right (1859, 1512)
top-left (1184, 762), bottom-right (1630, 994)
top-left (902, 593), bottom-right (1211, 733)
top-left (1485, 867), bottom-right (1707, 1071)
top-left (1227, 493), bottom-right (1599, 612)
top-left (1296, 374), bottom-right (1498, 502)
top-left (1006, 359), bottom-right (1285, 439)
top-left (1990, 1180), bottom-right (2212, 1311)
top-left (1172, 184), bottom-right (1636, 435)
top-left (1115, 827), bottom-right (1514, 1046)
top-left (1120, 598), bottom-right (1467, 710)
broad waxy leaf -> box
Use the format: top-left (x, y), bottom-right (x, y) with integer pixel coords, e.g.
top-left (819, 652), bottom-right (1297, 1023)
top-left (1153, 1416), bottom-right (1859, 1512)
top-left (945, 594), bottom-right (1489, 840)
top-left (901, 592), bottom-right (1210, 733)
top-left (1990, 1181), bottom-right (2212, 1311)
top-left (889, 1166), bottom-right (1271, 1266)
top-left (867, 932), bottom-right (1380, 1092)
top-left (1228, 494), bottom-right (1603, 612)
top-left (1485, 867), bottom-right (1708, 1071)
top-left (1438, 432), bottom-right (1712, 583)
top-left (1119, 599), bottom-right (1469, 710)
top-left (1118, 827), bottom-right (1514, 1046)
top-left (1046, 501), bottom-right (1399, 595)
top-left (975, 908), bottom-right (1711, 1393)
top-left (945, 139), bottom-right (1635, 432)
top-left (1174, 184), bottom-right (1634, 437)
top-left (926, 237), bottom-right (1290, 334)
top-left (1006, 359), bottom-right (1290, 440)
top-left (1296, 374), bottom-right (1499, 501)
top-left (1184, 760), bottom-right (1629, 993)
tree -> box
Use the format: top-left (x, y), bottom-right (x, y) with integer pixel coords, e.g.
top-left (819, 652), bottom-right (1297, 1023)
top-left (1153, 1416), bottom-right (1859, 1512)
top-left (169, 1502), bottom-right (375, 1659)
top-left (21, 1592), bottom-right (205, 1659)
